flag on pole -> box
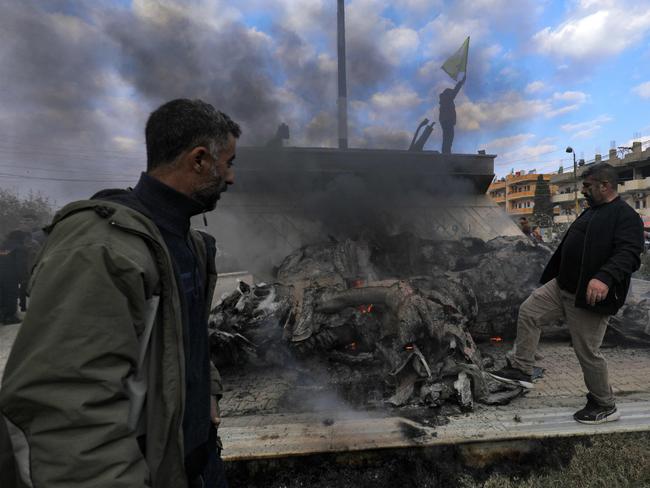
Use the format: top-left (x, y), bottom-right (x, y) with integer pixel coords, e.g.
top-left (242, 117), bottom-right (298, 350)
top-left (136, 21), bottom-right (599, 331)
top-left (441, 36), bottom-right (469, 81)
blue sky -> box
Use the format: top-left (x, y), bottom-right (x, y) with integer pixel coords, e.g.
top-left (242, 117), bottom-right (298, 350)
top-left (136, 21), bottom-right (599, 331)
top-left (1, 0), bottom-right (649, 202)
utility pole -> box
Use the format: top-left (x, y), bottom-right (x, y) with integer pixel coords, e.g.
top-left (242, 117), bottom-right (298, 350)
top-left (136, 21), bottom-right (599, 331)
top-left (337, 0), bottom-right (348, 149)
top-left (566, 146), bottom-right (579, 217)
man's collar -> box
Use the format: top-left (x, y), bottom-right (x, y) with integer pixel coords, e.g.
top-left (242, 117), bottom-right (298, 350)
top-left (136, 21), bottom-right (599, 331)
top-left (133, 173), bottom-right (204, 236)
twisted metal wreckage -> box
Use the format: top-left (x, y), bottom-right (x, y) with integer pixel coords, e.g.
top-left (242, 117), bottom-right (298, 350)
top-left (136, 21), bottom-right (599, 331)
top-left (209, 234), bottom-right (555, 411)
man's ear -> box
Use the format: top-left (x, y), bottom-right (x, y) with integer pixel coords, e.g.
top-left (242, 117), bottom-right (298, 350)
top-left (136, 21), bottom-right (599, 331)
top-left (188, 146), bottom-right (208, 173)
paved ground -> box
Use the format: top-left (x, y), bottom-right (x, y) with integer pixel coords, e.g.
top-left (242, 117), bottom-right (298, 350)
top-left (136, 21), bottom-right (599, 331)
top-left (2, 279), bottom-right (649, 462)
top-left (218, 341), bottom-right (650, 418)
top-left (217, 340), bottom-right (650, 460)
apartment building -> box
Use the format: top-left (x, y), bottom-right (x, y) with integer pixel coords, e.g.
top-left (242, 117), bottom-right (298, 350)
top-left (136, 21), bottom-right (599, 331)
top-left (487, 172), bottom-right (555, 218)
top-left (551, 141), bottom-right (650, 225)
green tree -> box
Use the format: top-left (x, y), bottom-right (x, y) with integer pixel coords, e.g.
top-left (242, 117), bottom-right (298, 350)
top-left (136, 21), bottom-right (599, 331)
top-left (0, 189), bottom-right (53, 242)
top-left (533, 175), bottom-right (554, 227)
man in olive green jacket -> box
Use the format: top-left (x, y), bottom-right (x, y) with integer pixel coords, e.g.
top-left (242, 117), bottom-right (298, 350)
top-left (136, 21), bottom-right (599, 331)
top-left (0, 99), bottom-right (240, 488)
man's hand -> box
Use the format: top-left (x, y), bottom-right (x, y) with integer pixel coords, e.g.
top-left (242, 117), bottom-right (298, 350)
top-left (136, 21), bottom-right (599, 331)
top-left (210, 396), bottom-right (221, 429)
top-left (586, 278), bottom-right (609, 306)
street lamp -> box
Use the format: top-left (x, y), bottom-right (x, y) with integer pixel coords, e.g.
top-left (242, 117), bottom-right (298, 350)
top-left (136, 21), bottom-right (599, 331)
top-left (566, 146), bottom-right (579, 217)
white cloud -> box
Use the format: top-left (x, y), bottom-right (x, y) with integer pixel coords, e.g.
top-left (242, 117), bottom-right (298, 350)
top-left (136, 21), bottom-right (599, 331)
top-left (133, 0), bottom-right (243, 29)
top-left (113, 136), bottom-right (139, 151)
top-left (370, 84), bottom-right (423, 111)
top-left (499, 67), bottom-right (519, 79)
top-left (525, 81), bottom-right (545, 94)
top-left (553, 91), bottom-right (588, 103)
top-left (484, 133), bottom-right (535, 152)
top-left (381, 27), bottom-right (420, 61)
top-left (547, 104), bottom-right (581, 117)
top-left (533, 7), bottom-right (650, 61)
top-left (494, 144), bottom-right (560, 170)
top-left (454, 89), bottom-right (586, 131)
top-left (560, 114), bottom-right (613, 139)
top-left (420, 15), bottom-right (486, 61)
top-left (269, 0), bottom-right (332, 40)
top-left (633, 81), bottom-right (650, 99)
top-left (392, 0), bottom-right (443, 14)
top-left (560, 115), bottom-right (612, 132)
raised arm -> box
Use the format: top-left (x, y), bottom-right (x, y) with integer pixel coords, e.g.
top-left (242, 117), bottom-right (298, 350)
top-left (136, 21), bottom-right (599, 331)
top-left (452, 73), bottom-right (466, 97)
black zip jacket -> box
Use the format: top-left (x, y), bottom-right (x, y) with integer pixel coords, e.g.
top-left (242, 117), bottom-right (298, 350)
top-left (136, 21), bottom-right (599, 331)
top-left (540, 196), bottom-right (644, 315)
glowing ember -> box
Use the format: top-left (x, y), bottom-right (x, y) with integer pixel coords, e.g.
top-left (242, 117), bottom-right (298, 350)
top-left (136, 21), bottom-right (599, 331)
top-left (490, 336), bottom-right (503, 343)
top-left (404, 344), bottom-right (415, 351)
top-left (346, 341), bottom-right (358, 351)
top-left (359, 304), bottom-right (374, 314)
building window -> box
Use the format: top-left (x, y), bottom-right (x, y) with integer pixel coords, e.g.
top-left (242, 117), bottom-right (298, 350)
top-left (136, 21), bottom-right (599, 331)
top-left (635, 200), bottom-right (641, 209)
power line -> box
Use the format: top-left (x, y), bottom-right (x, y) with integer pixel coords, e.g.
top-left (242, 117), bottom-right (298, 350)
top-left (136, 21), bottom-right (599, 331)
top-left (494, 148), bottom-right (565, 167)
top-left (0, 172), bottom-right (136, 183)
top-left (0, 162), bottom-right (140, 177)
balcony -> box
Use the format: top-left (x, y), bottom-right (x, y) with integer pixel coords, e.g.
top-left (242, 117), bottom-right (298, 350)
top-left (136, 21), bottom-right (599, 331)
top-left (507, 190), bottom-right (535, 200)
top-left (552, 192), bottom-right (582, 203)
top-left (507, 173), bottom-right (545, 184)
top-left (508, 207), bottom-right (534, 215)
top-left (488, 182), bottom-right (506, 192)
top-left (490, 194), bottom-right (505, 203)
top-left (619, 177), bottom-right (650, 193)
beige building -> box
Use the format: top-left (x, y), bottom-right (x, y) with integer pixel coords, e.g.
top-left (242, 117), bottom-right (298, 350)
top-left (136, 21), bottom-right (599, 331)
top-left (487, 172), bottom-right (557, 218)
top-left (551, 141), bottom-right (650, 225)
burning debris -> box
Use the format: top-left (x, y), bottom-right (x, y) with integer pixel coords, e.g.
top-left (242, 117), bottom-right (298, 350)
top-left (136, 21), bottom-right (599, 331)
top-left (209, 233), bottom-right (552, 411)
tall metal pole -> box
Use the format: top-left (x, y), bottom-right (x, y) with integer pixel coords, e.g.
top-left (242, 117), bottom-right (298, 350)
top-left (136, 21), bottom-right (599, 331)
top-left (337, 0), bottom-right (348, 149)
top-left (573, 152), bottom-right (579, 216)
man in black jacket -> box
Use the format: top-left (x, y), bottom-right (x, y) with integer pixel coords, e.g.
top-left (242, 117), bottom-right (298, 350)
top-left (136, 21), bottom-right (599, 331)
top-left (490, 163), bottom-right (644, 424)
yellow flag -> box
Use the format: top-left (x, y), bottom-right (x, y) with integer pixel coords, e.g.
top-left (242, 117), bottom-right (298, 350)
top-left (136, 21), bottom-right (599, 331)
top-left (441, 37), bottom-right (469, 81)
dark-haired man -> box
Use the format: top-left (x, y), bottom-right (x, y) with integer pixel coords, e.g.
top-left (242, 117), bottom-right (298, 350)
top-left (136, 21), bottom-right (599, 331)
top-left (0, 99), bottom-right (240, 488)
top-left (490, 163), bottom-right (644, 424)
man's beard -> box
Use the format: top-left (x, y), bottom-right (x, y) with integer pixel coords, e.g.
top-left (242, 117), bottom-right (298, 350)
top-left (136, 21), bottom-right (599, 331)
top-left (192, 179), bottom-right (228, 211)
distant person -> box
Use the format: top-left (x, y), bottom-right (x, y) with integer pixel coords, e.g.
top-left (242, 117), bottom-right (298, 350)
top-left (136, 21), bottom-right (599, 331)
top-left (531, 225), bottom-right (543, 242)
top-left (439, 73), bottom-right (466, 154)
top-left (519, 217), bottom-right (531, 236)
top-left (0, 230), bottom-right (29, 325)
top-left (0, 244), bottom-right (18, 325)
top-left (16, 213), bottom-right (46, 312)
top-left (0, 99), bottom-right (240, 488)
top-left (490, 163), bottom-right (644, 424)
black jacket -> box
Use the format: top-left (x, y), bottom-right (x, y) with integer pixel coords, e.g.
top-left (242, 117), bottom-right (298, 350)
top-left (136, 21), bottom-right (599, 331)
top-left (540, 196), bottom-right (644, 315)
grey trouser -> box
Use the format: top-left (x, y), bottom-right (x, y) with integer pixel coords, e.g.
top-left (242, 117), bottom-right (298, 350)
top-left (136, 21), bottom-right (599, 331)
top-left (511, 278), bottom-right (614, 407)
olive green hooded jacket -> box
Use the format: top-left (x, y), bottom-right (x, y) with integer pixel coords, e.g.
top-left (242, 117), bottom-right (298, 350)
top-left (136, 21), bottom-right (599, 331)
top-left (0, 199), bottom-right (221, 488)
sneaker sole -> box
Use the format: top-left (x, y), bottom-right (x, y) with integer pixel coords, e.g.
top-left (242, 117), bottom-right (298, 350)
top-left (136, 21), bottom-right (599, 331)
top-left (488, 372), bottom-right (534, 389)
top-left (574, 410), bottom-right (621, 425)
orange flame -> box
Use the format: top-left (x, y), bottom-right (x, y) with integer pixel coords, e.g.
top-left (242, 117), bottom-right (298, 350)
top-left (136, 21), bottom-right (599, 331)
top-left (346, 341), bottom-right (358, 351)
top-left (359, 304), bottom-right (374, 314)
top-left (490, 336), bottom-right (503, 343)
